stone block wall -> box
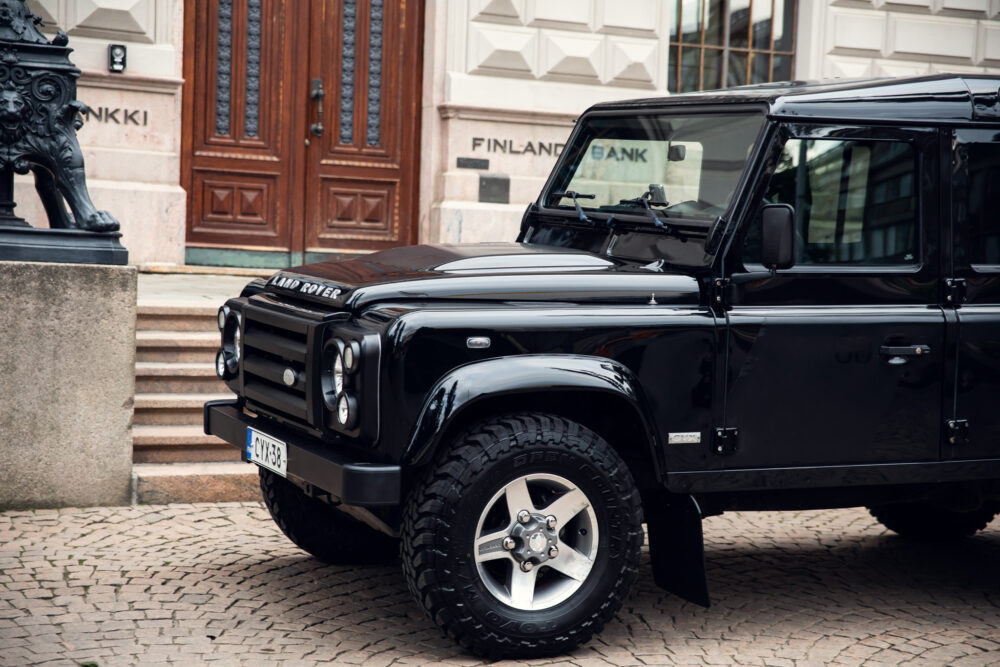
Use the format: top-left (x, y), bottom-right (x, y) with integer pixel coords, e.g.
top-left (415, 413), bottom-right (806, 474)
top-left (0, 261), bottom-right (137, 509)
top-left (797, 0), bottom-right (1000, 79)
top-left (421, 0), bottom-right (675, 246)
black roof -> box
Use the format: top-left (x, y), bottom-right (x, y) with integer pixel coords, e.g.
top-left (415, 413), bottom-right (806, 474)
top-left (588, 75), bottom-right (1000, 124)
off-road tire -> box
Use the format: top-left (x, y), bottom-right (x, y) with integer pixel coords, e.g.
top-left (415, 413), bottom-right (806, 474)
top-left (259, 468), bottom-right (398, 564)
top-left (401, 412), bottom-right (643, 659)
top-left (868, 502), bottom-right (1000, 540)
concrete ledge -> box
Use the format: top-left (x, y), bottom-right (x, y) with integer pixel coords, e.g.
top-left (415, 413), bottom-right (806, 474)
top-left (133, 462), bottom-right (261, 504)
top-left (0, 261), bottom-right (136, 509)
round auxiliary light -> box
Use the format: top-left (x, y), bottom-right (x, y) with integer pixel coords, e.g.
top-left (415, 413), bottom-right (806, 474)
top-left (217, 307), bottom-right (227, 330)
top-left (215, 350), bottom-right (227, 379)
top-left (337, 394), bottom-right (350, 425)
top-left (343, 343), bottom-right (355, 371)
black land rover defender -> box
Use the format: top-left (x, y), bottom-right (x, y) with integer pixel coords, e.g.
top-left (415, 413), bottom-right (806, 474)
top-left (205, 75), bottom-right (1000, 658)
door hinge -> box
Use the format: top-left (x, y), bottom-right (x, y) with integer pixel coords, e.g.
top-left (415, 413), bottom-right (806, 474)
top-left (711, 278), bottom-right (732, 310)
top-left (946, 419), bottom-right (969, 446)
top-left (713, 427), bottom-right (738, 456)
top-left (944, 278), bottom-right (967, 306)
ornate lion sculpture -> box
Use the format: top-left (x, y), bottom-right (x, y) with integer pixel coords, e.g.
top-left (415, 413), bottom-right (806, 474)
top-left (0, 0), bottom-right (119, 232)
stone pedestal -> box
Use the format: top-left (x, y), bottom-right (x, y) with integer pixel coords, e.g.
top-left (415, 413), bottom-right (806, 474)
top-left (0, 261), bottom-right (136, 509)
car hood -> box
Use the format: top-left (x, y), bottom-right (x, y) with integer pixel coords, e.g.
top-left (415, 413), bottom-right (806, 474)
top-left (262, 243), bottom-right (700, 310)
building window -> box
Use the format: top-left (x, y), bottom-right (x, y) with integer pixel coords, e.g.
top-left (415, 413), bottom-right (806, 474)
top-left (668, 0), bottom-right (797, 93)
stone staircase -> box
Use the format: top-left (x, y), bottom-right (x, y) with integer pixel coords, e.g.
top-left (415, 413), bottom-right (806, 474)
top-left (132, 290), bottom-right (260, 504)
top-left (133, 304), bottom-right (236, 464)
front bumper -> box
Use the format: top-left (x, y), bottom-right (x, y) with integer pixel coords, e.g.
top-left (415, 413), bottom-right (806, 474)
top-left (204, 400), bottom-right (401, 506)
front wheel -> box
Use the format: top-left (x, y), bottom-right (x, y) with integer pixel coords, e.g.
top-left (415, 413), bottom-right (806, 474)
top-left (259, 468), bottom-right (399, 564)
top-left (401, 413), bottom-right (643, 659)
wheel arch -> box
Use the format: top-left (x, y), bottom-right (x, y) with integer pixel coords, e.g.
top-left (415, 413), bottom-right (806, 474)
top-left (403, 355), bottom-right (663, 490)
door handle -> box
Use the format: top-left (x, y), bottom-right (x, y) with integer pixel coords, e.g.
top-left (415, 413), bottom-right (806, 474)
top-left (309, 78), bottom-right (325, 137)
top-left (880, 344), bottom-right (930, 365)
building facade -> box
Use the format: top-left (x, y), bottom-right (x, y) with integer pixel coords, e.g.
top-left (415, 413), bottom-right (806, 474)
top-left (20, 0), bottom-right (1000, 268)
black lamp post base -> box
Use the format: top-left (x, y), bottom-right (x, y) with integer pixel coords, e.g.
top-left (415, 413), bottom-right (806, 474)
top-left (0, 226), bottom-right (128, 265)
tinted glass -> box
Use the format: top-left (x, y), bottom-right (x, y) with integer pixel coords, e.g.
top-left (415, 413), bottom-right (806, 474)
top-left (960, 142), bottom-right (1000, 266)
top-left (744, 138), bottom-right (919, 266)
top-left (546, 113), bottom-right (765, 219)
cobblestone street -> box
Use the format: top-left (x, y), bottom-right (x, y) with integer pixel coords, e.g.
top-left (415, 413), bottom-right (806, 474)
top-left (2, 502), bottom-right (999, 666)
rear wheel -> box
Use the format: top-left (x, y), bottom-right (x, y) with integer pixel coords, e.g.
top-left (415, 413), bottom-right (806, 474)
top-left (867, 501), bottom-right (1000, 540)
top-left (401, 412), bottom-right (643, 659)
top-left (259, 468), bottom-right (398, 564)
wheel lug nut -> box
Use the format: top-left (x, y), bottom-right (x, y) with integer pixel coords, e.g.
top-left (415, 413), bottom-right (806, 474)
top-left (520, 561), bottom-right (534, 572)
top-left (517, 510), bottom-right (531, 524)
top-left (548, 546), bottom-right (558, 558)
top-left (502, 537), bottom-right (516, 551)
top-left (546, 515), bottom-right (557, 530)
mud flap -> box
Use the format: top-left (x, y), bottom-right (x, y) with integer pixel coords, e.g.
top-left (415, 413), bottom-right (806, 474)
top-left (646, 494), bottom-right (710, 607)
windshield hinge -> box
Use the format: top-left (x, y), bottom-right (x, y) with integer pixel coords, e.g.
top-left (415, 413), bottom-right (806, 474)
top-left (713, 427), bottom-right (738, 456)
top-left (711, 278), bottom-right (732, 310)
top-left (944, 278), bottom-right (967, 307)
top-left (945, 419), bottom-right (969, 447)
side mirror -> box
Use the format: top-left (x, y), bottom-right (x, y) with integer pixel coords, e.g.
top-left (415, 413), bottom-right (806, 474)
top-left (760, 204), bottom-right (795, 270)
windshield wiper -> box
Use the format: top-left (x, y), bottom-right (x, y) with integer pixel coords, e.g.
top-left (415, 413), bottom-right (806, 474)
top-left (552, 190), bottom-right (596, 225)
top-left (618, 193), bottom-right (687, 242)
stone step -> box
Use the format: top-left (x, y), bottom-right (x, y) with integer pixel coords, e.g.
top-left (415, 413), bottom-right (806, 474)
top-left (136, 330), bottom-right (220, 363)
top-left (137, 304), bottom-right (219, 332)
top-left (134, 362), bottom-right (228, 394)
top-left (133, 462), bottom-right (261, 504)
top-left (132, 424), bottom-right (240, 463)
top-left (134, 392), bottom-right (235, 426)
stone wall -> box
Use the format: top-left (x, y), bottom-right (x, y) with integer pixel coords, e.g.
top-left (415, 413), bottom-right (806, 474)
top-left (420, 0), bottom-right (675, 246)
top-left (0, 261), bottom-right (137, 509)
top-left (797, 0), bottom-right (1000, 79)
top-left (15, 0), bottom-right (185, 267)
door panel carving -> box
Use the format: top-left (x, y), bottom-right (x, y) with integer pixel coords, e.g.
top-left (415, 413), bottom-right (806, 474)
top-left (184, 0), bottom-right (422, 256)
top-left (305, 0), bottom-right (421, 252)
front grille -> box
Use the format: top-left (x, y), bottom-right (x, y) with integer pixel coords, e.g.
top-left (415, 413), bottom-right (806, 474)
top-left (241, 303), bottom-right (313, 425)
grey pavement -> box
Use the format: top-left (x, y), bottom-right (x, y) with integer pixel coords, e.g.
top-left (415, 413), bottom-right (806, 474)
top-left (138, 273), bottom-right (262, 307)
top-left (2, 503), bottom-right (1000, 666)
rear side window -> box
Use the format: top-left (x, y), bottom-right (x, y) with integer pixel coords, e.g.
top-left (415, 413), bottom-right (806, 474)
top-left (959, 142), bottom-right (1000, 267)
top-left (744, 138), bottom-right (919, 266)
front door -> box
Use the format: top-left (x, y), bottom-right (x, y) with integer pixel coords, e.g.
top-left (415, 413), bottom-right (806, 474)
top-left (182, 0), bottom-right (422, 266)
top-left (947, 129), bottom-right (1000, 460)
top-left (724, 125), bottom-right (945, 469)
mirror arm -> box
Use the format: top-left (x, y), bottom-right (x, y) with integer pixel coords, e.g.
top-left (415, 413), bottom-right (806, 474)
top-left (729, 270), bottom-right (775, 285)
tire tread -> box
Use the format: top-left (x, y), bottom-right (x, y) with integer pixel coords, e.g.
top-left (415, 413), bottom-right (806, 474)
top-left (401, 411), bottom-right (643, 659)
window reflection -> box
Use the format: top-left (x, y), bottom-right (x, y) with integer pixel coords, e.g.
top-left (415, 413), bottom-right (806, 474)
top-left (744, 138), bottom-right (919, 266)
top-left (668, 0), bottom-right (797, 92)
top-left (960, 143), bottom-right (1000, 266)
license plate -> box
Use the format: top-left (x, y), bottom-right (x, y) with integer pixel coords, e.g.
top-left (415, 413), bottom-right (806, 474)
top-left (246, 428), bottom-right (287, 477)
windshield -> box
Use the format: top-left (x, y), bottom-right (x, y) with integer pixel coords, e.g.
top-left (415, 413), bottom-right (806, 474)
top-left (544, 112), bottom-right (765, 221)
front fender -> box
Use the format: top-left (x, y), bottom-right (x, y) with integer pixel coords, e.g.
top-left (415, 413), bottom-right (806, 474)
top-left (403, 354), bottom-right (660, 469)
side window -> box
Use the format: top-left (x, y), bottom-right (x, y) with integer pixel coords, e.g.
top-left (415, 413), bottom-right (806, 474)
top-left (744, 137), bottom-right (919, 266)
top-left (958, 142), bottom-right (1000, 268)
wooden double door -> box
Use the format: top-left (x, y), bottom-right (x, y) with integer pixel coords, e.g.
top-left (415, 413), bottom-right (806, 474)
top-left (183, 0), bottom-right (423, 263)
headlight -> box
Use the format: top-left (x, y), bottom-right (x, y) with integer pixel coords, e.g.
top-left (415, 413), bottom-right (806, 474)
top-left (322, 335), bottom-right (365, 431)
top-left (333, 351), bottom-right (345, 393)
top-left (220, 311), bottom-right (241, 372)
